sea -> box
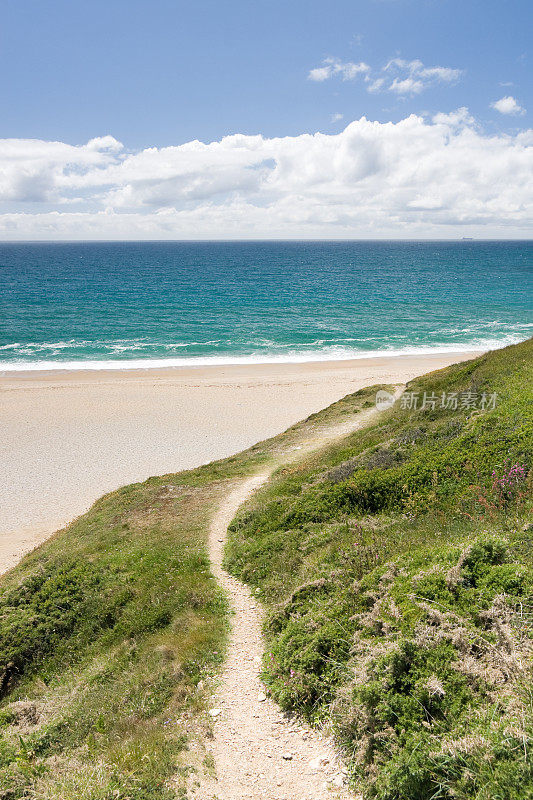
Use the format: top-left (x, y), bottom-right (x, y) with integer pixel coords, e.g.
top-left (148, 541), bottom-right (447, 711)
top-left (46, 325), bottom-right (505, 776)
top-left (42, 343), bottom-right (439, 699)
top-left (0, 241), bottom-right (532, 371)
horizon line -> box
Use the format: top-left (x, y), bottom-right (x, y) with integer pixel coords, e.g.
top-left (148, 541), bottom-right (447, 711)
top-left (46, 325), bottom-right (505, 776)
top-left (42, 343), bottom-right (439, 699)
top-left (0, 238), bottom-right (532, 245)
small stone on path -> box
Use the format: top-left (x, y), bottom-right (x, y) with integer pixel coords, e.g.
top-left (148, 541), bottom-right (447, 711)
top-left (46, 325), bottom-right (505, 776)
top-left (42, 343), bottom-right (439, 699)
top-left (309, 754), bottom-right (330, 770)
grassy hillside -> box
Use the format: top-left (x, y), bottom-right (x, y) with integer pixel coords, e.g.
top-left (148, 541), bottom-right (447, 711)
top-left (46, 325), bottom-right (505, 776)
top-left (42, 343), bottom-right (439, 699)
top-left (1, 340), bottom-right (530, 800)
top-left (226, 339), bottom-right (533, 800)
top-left (0, 476), bottom-right (231, 800)
top-left (0, 381), bottom-right (377, 799)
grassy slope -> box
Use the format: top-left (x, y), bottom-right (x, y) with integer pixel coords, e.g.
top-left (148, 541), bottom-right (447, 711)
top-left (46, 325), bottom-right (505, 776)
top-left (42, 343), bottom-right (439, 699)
top-left (225, 339), bottom-right (533, 800)
top-left (0, 383), bottom-right (379, 799)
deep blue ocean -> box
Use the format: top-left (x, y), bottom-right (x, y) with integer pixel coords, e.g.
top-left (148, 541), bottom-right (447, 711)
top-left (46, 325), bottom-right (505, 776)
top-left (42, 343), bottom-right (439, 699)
top-left (0, 241), bottom-right (531, 370)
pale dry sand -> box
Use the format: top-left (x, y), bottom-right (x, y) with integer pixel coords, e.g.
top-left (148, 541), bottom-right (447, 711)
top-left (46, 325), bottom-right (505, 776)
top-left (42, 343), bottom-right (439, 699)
top-left (0, 351), bottom-right (480, 574)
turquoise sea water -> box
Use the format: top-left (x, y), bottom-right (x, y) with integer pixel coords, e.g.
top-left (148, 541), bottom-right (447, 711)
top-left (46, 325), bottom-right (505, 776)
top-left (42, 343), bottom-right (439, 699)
top-left (0, 241), bottom-right (531, 370)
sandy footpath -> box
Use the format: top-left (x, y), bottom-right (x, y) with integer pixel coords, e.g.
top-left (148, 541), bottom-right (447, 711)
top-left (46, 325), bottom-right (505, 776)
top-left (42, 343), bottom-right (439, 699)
top-left (194, 399), bottom-right (399, 799)
top-left (0, 351), bottom-right (479, 574)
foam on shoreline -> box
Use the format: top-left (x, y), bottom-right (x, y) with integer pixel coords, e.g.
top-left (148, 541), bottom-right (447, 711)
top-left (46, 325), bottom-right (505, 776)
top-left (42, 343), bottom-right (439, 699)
top-left (0, 337), bottom-right (517, 373)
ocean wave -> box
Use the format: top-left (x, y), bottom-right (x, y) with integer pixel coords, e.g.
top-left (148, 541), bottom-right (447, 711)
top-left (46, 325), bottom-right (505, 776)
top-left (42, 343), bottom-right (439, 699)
top-left (0, 339), bottom-right (224, 355)
top-left (2, 317), bottom-right (530, 364)
top-left (0, 335), bottom-right (526, 373)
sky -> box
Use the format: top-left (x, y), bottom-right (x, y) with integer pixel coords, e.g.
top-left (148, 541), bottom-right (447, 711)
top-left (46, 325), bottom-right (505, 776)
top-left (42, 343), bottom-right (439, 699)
top-left (0, 0), bottom-right (531, 239)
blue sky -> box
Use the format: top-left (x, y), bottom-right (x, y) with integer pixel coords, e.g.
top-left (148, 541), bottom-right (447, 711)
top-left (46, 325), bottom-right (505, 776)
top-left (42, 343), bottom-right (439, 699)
top-left (0, 0), bottom-right (531, 239)
top-left (2, 0), bottom-right (530, 147)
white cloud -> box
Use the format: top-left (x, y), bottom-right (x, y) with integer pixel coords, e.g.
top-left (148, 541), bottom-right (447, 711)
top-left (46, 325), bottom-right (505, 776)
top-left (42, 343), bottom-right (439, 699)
top-left (432, 107), bottom-right (475, 127)
top-left (308, 66), bottom-right (331, 82)
top-left (0, 113), bottom-right (531, 239)
top-left (417, 65), bottom-right (461, 82)
top-left (308, 55), bottom-right (462, 96)
top-left (491, 96), bottom-right (526, 116)
top-left (85, 136), bottom-right (124, 153)
top-left (0, 136), bottom-right (123, 202)
top-left (308, 58), bottom-right (370, 82)
top-left (389, 77), bottom-right (425, 95)
top-left (331, 113), bottom-right (344, 122)
top-left (367, 78), bottom-right (385, 94)
top-left (383, 58), bottom-right (462, 95)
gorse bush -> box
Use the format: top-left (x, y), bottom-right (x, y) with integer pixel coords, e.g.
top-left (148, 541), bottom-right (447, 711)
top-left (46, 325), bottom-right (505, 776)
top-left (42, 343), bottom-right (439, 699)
top-left (336, 536), bottom-right (532, 799)
top-left (0, 561), bottom-right (119, 696)
top-left (226, 338), bottom-right (533, 800)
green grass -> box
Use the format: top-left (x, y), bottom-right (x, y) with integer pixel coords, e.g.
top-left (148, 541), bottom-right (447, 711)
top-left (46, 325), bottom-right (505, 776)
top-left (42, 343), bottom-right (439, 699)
top-left (0, 478), bottom-right (230, 799)
top-left (0, 381), bottom-right (377, 799)
top-left (2, 340), bottom-right (531, 799)
top-left (225, 338), bottom-right (533, 800)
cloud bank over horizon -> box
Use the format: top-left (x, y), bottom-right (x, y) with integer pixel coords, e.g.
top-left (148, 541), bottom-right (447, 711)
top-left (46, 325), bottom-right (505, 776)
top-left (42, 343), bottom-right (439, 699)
top-left (0, 111), bottom-right (532, 240)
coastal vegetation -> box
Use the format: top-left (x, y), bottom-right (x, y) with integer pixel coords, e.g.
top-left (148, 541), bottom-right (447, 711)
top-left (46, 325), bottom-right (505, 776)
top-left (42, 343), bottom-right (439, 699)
top-left (0, 338), bottom-right (531, 799)
top-left (0, 474), bottom-right (230, 799)
top-left (226, 338), bottom-right (533, 799)
top-left (0, 381), bottom-right (375, 798)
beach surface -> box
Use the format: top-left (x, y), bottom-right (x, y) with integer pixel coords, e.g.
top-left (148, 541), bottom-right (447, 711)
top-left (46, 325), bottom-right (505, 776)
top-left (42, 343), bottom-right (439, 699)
top-left (0, 350), bottom-right (480, 575)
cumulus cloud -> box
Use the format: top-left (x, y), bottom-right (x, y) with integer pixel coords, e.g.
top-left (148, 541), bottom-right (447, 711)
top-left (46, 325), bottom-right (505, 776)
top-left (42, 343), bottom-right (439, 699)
top-left (331, 113), bottom-right (344, 122)
top-left (0, 113), bottom-right (531, 239)
top-left (491, 96), bottom-right (526, 115)
top-left (307, 56), bottom-right (461, 95)
top-left (432, 107), bottom-right (475, 127)
top-left (0, 136), bottom-right (124, 202)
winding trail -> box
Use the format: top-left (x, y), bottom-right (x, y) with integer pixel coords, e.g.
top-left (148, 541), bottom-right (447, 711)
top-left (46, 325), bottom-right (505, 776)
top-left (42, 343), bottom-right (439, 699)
top-left (194, 397), bottom-right (403, 799)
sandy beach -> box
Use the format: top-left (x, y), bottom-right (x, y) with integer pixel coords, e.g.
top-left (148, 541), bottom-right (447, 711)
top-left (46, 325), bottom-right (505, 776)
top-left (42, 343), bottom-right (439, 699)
top-left (0, 350), bottom-right (481, 575)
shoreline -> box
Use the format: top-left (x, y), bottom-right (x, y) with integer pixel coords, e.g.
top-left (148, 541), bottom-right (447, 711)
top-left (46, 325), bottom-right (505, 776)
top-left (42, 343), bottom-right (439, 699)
top-left (0, 348), bottom-right (483, 384)
top-left (0, 343), bottom-right (503, 374)
top-left (0, 349), bottom-right (482, 576)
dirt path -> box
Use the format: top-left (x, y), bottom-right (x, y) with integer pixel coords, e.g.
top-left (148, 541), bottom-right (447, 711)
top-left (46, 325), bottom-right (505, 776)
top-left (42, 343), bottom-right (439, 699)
top-left (194, 399), bottom-right (403, 799)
